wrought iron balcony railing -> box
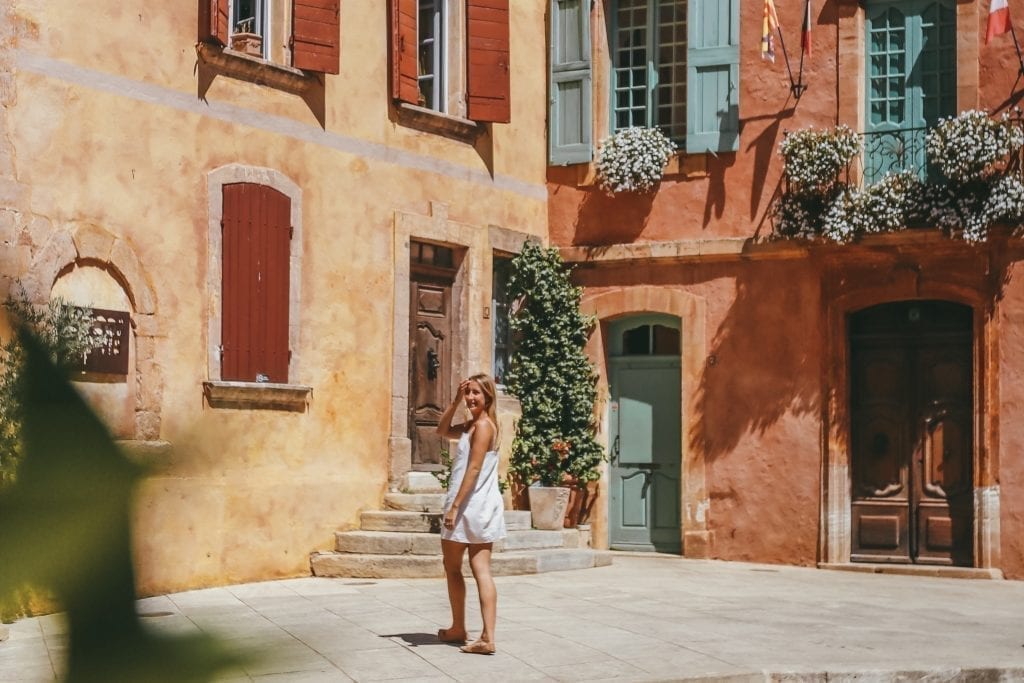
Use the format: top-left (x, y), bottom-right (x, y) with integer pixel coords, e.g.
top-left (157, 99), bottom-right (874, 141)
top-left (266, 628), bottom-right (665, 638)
top-left (861, 126), bottom-right (933, 186)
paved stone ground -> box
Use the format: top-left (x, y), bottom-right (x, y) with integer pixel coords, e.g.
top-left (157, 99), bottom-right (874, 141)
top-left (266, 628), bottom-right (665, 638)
top-left (3, 555), bottom-right (1024, 681)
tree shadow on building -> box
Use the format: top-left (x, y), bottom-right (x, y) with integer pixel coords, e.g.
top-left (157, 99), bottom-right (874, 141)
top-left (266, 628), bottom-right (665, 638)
top-left (688, 259), bottom-right (822, 463)
top-left (572, 188), bottom-right (656, 246)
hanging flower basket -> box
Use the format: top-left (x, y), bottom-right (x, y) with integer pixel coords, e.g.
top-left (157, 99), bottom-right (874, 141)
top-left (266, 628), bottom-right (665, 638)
top-left (595, 127), bottom-right (676, 195)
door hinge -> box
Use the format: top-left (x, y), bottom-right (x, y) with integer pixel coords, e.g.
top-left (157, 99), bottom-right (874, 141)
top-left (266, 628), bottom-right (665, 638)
top-left (289, 225), bottom-right (294, 240)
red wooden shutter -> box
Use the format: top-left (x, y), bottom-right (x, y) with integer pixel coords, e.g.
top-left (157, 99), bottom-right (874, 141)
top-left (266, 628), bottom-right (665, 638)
top-left (292, 0), bottom-right (341, 74)
top-left (222, 183), bottom-right (291, 384)
top-left (390, 0), bottom-right (419, 103)
top-left (198, 0), bottom-right (229, 45)
top-left (466, 0), bottom-right (510, 123)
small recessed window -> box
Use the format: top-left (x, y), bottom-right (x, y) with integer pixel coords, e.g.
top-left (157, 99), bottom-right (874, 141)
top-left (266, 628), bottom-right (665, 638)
top-left (621, 324), bottom-right (680, 355)
top-left (411, 241), bottom-right (454, 269)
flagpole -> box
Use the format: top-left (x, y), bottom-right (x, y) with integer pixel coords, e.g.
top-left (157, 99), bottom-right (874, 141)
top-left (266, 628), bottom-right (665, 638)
top-left (1010, 21), bottom-right (1024, 77)
top-left (793, 0), bottom-right (809, 99)
top-left (774, 14), bottom-right (803, 99)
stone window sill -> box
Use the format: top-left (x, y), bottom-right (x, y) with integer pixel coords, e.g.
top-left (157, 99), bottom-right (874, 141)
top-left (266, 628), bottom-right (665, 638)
top-left (196, 42), bottom-right (319, 96)
top-left (203, 381), bottom-right (312, 412)
top-left (396, 103), bottom-right (481, 143)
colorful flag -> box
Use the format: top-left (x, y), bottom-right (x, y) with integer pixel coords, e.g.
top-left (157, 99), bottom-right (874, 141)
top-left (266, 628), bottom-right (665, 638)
top-left (762, 0), bottom-right (781, 62)
top-left (801, 0), bottom-right (812, 56)
top-left (987, 0), bottom-right (1011, 44)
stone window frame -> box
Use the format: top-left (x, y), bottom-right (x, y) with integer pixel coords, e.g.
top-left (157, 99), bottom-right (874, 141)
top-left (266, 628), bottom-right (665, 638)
top-left (387, 202), bottom-right (537, 488)
top-left (204, 164), bottom-right (310, 411)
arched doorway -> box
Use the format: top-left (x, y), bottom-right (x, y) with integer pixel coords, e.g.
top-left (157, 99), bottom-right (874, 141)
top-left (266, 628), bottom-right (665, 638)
top-left (607, 314), bottom-right (681, 553)
top-left (849, 300), bottom-right (974, 566)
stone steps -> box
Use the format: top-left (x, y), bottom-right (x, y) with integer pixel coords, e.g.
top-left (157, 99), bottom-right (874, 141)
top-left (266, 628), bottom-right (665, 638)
top-left (311, 548), bottom-right (613, 579)
top-left (334, 528), bottom-right (579, 556)
top-left (308, 471), bottom-right (610, 579)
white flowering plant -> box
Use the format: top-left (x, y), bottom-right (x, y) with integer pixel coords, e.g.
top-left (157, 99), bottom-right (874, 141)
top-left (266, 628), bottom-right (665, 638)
top-left (780, 125), bottom-right (861, 194)
top-left (595, 127), bottom-right (676, 194)
top-left (773, 110), bottom-right (1024, 243)
top-left (926, 110), bottom-right (1024, 183)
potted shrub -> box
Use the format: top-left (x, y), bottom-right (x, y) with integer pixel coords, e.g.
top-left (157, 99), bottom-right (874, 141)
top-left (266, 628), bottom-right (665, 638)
top-left (505, 242), bottom-right (604, 530)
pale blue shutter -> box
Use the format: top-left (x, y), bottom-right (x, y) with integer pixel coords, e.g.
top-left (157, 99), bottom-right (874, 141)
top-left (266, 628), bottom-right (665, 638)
top-left (686, 0), bottom-right (739, 154)
top-left (549, 0), bottom-right (593, 164)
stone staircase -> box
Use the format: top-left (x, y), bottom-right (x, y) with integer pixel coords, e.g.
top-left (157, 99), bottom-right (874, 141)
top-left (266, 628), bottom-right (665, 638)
top-left (311, 472), bottom-right (612, 578)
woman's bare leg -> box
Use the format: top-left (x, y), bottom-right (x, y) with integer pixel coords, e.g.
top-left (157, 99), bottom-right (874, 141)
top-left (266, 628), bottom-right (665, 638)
top-left (467, 543), bottom-right (496, 646)
top-left (440, 539), bottom-right (468, 639)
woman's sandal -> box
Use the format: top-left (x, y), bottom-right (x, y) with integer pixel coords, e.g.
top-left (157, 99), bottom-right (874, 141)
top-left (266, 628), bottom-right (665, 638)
top-left (459, 639), bottom-right (496, 655)
top-left (437, 628), bottom-right (467, 644)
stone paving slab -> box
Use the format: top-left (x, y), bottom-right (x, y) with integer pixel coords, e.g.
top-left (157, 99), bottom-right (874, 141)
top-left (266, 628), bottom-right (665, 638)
top-left (3, 555), bottom-right (1024, 681)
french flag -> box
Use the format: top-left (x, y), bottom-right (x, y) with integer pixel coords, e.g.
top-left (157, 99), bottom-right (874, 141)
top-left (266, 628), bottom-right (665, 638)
top-left (988, 0), bottom-right (1011, 44)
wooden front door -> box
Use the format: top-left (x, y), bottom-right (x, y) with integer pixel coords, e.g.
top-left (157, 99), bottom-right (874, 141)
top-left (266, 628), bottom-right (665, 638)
top-left (608, 316), bottom-right (682, 553)
top-left (408, 243), bottom-right (457, 471)
top-left (850, 300), bottom-right (973, 566)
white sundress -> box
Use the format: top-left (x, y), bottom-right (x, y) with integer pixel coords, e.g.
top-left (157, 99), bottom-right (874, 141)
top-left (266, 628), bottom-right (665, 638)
top-left (441, 429), bottom-right (507, 544)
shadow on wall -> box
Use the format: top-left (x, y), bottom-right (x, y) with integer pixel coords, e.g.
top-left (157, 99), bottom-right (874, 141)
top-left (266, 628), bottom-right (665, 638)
top-left (689, 260), bottom-right (822, 462)
top-left (572, 188), bottom-right (656, 246)
top-left (701, 149), bottom-right (739, 230)
top-left (743, 107), bottom-right (795, 227)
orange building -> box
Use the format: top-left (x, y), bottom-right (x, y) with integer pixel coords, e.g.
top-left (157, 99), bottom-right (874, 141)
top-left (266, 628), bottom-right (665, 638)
top-left (549, 0), bottom-right (1024, 579)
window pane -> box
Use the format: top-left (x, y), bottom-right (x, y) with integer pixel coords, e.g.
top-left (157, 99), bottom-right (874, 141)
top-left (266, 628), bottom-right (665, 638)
top-left (623, 326), bottom-right (651, 355)
top-left (654, 0), bottom-right (687, 142)
top-left (492, 258), bottom-right (515, 384)
top-left (417, 0), bottom-right (444, 111)
top-left (652, 325), bottom-right (680, 355)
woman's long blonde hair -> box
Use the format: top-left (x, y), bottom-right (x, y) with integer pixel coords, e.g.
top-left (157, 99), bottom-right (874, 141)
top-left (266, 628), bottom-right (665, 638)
top-left (468, 372), bottom-right (500, 448)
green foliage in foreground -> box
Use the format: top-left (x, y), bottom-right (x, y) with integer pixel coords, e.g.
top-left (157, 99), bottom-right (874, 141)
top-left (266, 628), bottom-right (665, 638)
top-left (0, 296), bottom-right (98, 486)
top-left (504, 241), bottom-right (604, 487)
top-left (0, 327), bottom-right (243, 682)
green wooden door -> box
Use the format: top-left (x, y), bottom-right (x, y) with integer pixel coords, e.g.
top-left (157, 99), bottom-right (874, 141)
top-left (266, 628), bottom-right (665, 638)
top-left (608, 316), bottom-right (681, 552)
top-left (864, 0), bottom-right (955, 184)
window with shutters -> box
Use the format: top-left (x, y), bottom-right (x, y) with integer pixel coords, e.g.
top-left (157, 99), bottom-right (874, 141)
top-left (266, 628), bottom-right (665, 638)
top-left (221, 183), bottom-right (292, 384)
top-left (198, 0), bottom-right (340, 76)
top-left (390, 0), bottom-right (511, 133)
top-left (204, 165), bottom-right (310, 411)
top-left (548, 0), bottom-right (739, 164)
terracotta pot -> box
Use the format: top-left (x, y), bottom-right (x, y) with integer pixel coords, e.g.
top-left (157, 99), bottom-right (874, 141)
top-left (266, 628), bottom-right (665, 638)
top-left (527, 486), bottom-right (571, 530)
top-left (564, 480), bottom-right (599, 528)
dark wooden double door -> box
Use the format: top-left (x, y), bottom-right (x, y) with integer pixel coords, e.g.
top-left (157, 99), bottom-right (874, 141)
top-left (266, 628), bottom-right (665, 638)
top-left (850, 301), bottom-right (974, 566)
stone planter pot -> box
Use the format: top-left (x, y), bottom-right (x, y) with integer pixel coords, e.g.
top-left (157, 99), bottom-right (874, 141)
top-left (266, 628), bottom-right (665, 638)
top-left (230, 32), bottom-right (263, 57)
top-left (527, 486), bottom-right (571, 530)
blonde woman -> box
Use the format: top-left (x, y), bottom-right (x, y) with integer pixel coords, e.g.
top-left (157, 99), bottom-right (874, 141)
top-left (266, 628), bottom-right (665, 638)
top-left (435, 373), bottom-right (507, 655)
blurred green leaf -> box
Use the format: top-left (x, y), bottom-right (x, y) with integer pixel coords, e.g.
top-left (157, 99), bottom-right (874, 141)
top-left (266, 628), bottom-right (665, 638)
top-left (0, 327), bottom-right (242, 682)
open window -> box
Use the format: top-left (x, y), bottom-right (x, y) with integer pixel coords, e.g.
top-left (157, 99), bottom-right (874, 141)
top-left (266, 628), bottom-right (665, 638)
top-left (198, 0), bottom-right (341, 74)
top-left (390, 0), bottom-right (511, 125)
